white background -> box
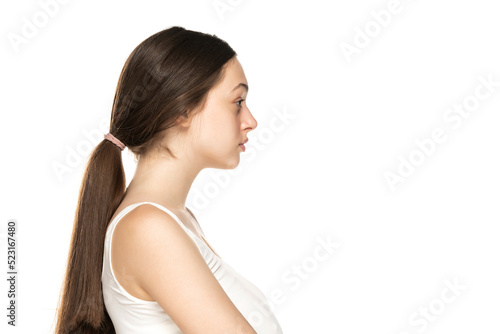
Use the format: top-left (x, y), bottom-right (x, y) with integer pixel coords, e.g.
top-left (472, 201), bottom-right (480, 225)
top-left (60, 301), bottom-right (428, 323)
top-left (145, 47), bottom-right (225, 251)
top-left (1, 0), bottom-right (499, 333)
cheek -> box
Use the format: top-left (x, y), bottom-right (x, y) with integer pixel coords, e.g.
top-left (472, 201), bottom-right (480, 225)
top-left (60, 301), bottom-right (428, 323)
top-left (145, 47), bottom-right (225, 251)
top-left (197, 113), bottom-right (239, 155)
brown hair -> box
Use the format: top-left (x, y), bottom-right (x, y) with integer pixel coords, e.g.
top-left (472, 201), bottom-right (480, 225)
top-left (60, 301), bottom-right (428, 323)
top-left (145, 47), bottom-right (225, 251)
top-left (54, 26), bottom-right (236, 333)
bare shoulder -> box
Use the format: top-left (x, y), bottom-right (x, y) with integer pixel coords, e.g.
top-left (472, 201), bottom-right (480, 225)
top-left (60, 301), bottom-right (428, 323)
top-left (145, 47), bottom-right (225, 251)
top-left (115, 203), bottom-right (191, 245)
top-left (110, 204), bottom-right (194, 300)
top-left (112, 204), bottom-right (199, 274)
top-left (111, 203), bottom-right (257, 333)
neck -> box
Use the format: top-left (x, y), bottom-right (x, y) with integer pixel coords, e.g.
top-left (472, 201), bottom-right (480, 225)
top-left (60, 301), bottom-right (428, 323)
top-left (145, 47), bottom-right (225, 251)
top-left (125, 150), bottom-right (202, 212)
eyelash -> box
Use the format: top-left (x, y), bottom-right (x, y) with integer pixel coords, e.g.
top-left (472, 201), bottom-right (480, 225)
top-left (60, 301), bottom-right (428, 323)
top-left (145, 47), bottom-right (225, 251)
top-left (236, 99), bottom-right (245, 111)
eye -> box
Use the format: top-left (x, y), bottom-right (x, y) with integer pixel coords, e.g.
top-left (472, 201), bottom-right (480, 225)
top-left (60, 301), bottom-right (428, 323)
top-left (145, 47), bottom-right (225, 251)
top-left (236, 99), bottom-right (245, 110)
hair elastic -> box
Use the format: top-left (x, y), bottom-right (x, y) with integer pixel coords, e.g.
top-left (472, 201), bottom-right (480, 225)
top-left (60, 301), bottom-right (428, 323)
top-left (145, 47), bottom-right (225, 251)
top-left (104, 133), bottom-right (125, 151)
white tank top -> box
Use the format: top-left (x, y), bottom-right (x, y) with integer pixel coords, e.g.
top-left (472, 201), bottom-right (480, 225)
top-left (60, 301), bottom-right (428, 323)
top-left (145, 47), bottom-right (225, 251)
top-left (101, 201), bottom-right (283, 333)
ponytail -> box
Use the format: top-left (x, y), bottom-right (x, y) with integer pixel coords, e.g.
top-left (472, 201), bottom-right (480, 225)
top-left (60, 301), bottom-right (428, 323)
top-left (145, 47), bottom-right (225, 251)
top-left (54, 139), bottom-right (125, 333)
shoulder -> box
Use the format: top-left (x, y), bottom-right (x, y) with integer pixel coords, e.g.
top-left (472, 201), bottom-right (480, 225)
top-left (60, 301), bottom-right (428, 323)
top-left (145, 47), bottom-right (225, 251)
top-left (111, 203), bottom-right (201, 278)
top-left (111, 203), bottom-right (201, 291)
top-left (114, 203), bottom-right (194, 248)
top-left (111, 203), bottom-right (257, 332)
top-left (118, 203), bottom-right (176, 229)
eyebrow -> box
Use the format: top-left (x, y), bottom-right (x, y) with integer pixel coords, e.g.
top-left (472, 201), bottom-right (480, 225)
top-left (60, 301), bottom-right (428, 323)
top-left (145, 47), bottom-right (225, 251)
top-left (231, 83), bottom-right (249, 93)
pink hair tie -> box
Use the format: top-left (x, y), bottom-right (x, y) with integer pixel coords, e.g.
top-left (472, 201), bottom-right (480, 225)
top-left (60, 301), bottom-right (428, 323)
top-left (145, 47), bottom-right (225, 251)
top-left (104, 133), bottom-right (126, 151)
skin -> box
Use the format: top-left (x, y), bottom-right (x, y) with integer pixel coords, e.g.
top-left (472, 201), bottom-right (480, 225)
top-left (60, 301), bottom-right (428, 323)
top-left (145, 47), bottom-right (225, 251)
top-left (109, 56), bottom-right (260, 333)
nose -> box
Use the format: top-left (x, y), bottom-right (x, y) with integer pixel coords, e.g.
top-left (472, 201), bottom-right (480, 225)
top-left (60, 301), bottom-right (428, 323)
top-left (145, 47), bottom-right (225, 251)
top-left (243, 106), bottom-right (258, 131)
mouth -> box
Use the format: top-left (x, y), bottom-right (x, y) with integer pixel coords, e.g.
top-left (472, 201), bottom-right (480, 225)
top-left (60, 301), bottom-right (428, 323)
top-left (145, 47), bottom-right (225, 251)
top-left (238, 139), bottom-right (248, 152)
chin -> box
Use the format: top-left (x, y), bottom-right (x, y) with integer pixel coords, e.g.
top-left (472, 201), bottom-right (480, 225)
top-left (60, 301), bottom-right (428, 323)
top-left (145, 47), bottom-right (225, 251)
top-left (215, 154), bottom-right (240, 170)
top-left (203, 147), bottom-right (241, 170)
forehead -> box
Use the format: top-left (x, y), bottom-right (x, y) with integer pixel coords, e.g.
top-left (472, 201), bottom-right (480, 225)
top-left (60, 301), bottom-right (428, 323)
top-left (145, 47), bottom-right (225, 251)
top-left (217, 58), bottom-right (248, 94)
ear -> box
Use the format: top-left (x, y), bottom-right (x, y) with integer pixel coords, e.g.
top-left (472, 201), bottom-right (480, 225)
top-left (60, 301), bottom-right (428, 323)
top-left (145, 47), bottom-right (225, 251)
top-left (175, 113), bottom-right (191, 128)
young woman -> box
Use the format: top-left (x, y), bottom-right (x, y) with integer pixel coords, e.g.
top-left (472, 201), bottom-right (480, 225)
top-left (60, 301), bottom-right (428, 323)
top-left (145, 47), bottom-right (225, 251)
top-left (55, 26), bottom-right (283, 333)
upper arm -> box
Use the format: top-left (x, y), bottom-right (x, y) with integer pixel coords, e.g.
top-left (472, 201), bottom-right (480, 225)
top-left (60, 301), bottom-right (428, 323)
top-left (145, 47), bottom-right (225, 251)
top-left (116, 204), bottom-right (256, 334)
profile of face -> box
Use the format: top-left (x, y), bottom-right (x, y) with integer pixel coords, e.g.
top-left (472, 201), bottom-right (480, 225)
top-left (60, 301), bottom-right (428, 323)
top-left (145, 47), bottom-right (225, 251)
top-left (186, 57), bottom-right (258, 169)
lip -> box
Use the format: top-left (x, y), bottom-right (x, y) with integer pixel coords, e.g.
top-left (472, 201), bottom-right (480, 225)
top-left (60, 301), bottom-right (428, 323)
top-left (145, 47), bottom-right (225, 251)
top-left (239, 138), bottom-right (248, 152)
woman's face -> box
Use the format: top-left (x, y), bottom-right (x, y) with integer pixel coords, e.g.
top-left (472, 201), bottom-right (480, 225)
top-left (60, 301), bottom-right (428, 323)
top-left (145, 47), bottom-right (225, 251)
top-left (189, 57), bottom-right (257, 169)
